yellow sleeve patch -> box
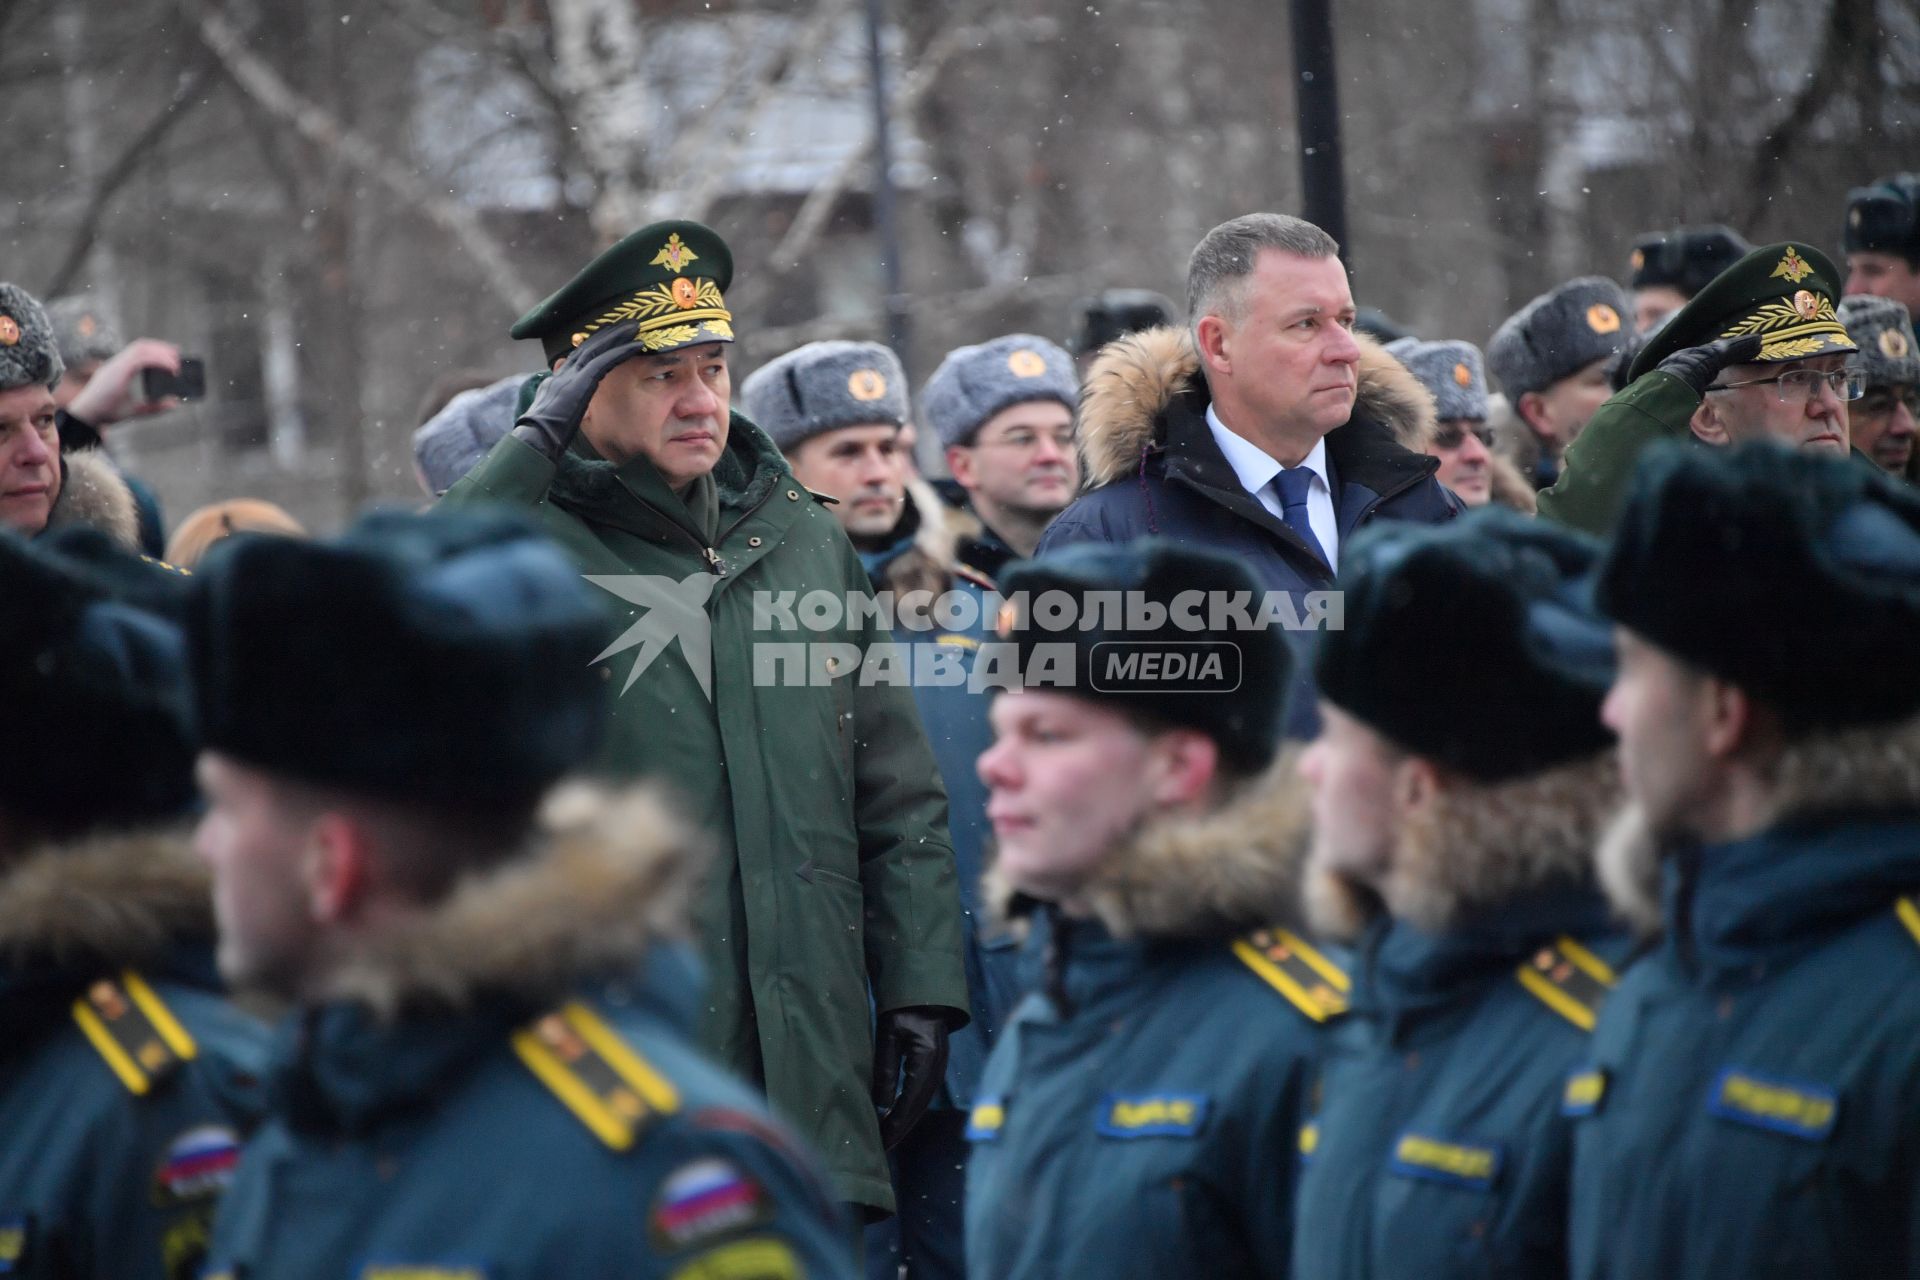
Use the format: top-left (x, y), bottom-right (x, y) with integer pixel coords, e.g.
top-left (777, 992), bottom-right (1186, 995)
top-left (666, 1237), bottom-right (802, 1280)
top-left (1896, 896), bottom-right (1920, 949)
top-left (1232, 928), bottom-right (1350, 1022)
top-left (512, 1001), bottom-right (679, 1151)
top-left (71, 970), bottom-right (197, 1096)
top-left (1515, 936), bottom-right (1616, 1032)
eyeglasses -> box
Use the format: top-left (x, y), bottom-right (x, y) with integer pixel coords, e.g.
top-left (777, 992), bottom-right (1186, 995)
top-left (1704, 367), bottom-right (1866, 403)
top-left (1856, 386), bottom-right (1920, 417)
top-left (1432, 423), bottom-right (1495, 450)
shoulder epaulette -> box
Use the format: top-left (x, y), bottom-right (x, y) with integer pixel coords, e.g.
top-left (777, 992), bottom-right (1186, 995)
top-left (1516, 936), bottom-right (1617, 1032)
top-left (71, 970), bottom-right (197, 1095)
top-left (512, 1000), bottom-right (680, 1151)
top-left (953, 562), bottom-right (997, 593)
top-left (1897, 896), bottom-right (1920, 951)
top-left (1232, 928), bottom-right (1350, 1022)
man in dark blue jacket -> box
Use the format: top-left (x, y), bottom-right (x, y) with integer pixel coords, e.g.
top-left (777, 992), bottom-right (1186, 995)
top-left (1570, 441), bottom-right (1920, 1279)
top-left (1038, 213), bottom-right (1458, 736)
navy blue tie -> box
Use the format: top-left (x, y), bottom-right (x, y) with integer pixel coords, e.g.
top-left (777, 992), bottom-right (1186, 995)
top-left (1273, 467), bottom-right (1328, 567)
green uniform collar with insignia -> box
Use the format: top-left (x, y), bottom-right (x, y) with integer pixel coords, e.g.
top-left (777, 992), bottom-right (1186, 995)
top-left (1629, 241), bottom-right (1857, 381)
top-left (511, 220), bottom-right (736, 367)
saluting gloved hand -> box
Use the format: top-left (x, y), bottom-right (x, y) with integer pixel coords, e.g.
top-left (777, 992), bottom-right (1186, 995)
top-left (509, 320), bottom-right (647, 462)
top-left (1655, 333), bottom-right (1765, 398)
top-left (872, 1006), bottom-right (950, 1150)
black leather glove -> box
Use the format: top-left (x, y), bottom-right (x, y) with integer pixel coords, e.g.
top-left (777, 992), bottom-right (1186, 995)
top-left (1655, 333), bottom-right (1765, 398)
top-left (872, 1006), bottom-right (950, 1150)
top-left (508, 320), bottom-right (647, 462)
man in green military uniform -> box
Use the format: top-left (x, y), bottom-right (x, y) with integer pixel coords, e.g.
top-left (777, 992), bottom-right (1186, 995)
top-left (0, 526), bottom-right (268, 1280)
top-left (1568, 442), bottom-right (1920, 1279)
top-left (1293, 509), bottom-right (1632, 1279)
top-left (192, 510), bottom-right (854, 1278)
top-left (442, 221), bottom-right (968, 1220)
top-left (1538, 241), bottom-right (1864, 536)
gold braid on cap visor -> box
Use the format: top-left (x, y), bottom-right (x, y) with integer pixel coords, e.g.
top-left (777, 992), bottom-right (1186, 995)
top-left (569, 278), bottom-right (735, 352)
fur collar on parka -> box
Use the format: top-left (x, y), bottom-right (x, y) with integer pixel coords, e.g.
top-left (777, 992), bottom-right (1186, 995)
top-left (871, 476), bottom-right (986, 605)
top-left (1307, 753), bottom-right (1621, 943)
top-left (1076, 327), bottom-right (1436, 490)
top-left (45, 449), bottom-right (140, 550)
top-left (0, 830), bottom-right (212, 972)
top-left (1487, 451), bottom-right (1540, 515)
top-left (316, 783), bottom-right (709, 1021)
top-left (1598, 712), bottom-right (1920, 935)
top-left (986, 748), bottom-right (1315, 942)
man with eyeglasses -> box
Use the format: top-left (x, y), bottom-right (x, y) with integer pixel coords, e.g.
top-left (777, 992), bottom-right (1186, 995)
top-left (924, 334), bottom-right (1081, 575)
top-left (1838, 295), bottom-right (1920, 477)
top-left (1386, 336), bottom-right (1538, 512)
top-left (1539, 241), bottom-right (1861, 537)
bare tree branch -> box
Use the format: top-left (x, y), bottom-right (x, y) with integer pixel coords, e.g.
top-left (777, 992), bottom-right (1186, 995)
top-left (178, 0), bottom-right (541, 312)
top-left (43, 57), bottom-right (220, 297)
top-left (1739, 0), bottom-right (1874, 227)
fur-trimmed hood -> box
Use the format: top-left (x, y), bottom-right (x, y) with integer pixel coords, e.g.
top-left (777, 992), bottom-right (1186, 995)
top-left (1076, 326), bottom-right (1436, 490)
top-left (316, 783), bottom-right (709, 1020)
top-left (0, 829), bottom-right (212, 972)
top-left (1308, 753), bottom-right (1620, 943)
top-left (1487, 451), bottom-right (1540, 515)
top-left (46, 449), bottom-right (140, 549)
top-left (867, 476), bottom-right (984, 603)
top-left (987, 748), bottom-right (1315, 941)
top-left (1599, 712), bottom-right (1920, 935)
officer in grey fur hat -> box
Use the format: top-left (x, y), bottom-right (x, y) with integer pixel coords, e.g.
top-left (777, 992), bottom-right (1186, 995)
top-left (1838, 294), bottom-right (1920, 475)
top-left (1387, 337), bottom-right (1538, 512)
top-left (1487, 278), bottom-right (1630, 488)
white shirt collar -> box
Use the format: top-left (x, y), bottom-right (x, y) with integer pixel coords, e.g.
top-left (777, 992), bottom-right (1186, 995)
top-left (1204, 404), bottom-right (1330, 496)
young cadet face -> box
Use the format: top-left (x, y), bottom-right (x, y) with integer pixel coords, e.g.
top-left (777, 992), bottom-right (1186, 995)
top-left (1693, 354), bottom-right (1850, 455)
top-left (1298, 703), bottom-right (1408, 895)
top-left (579, 343), bottom-right (731, 491)
top-left (977, 689), bottom-right (1168, 905)
top-left (194, 753), bottom-right (326, 999)
top-left (0, 383), bottom-right (61, 535)
top-left (1601, 629), bottom-right (1719, 839)
top-left (785, 423), bottom-right (906, 540)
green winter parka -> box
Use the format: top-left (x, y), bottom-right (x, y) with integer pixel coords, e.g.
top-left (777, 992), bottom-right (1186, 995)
top-left (442, 421), bottom-right (969, 1213)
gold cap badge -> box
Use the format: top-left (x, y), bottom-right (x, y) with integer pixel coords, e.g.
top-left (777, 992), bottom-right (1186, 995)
top-left (1882, 328), bottom-right (1912, 360)
top-left (0, 315), bottom-right (18, 347)
top-left (1452, 361), bottom-right (1472, 388)
top-left (848, 369), bottom-right (888, 402)
top-left (77, 314), bottom-right (97, 338)
top-left (1586, 304), bottom-right (1621, 335)
top-left (1771, 247), bottom-right (1814, 284)
top-left (650, 233), bottom-right (698, 274)
top-left (1007, 349), bottom-right (1048, 378)
top-left (1629, 249), bottom-right (1646, 272)
top-left (1792, 290), bottom-right (1819, 320)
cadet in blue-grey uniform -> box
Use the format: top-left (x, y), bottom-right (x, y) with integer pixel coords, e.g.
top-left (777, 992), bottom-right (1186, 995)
top-left (0, 526), bottom-right (268, 1280)
top-left (965, 539), bottom-right (1338, 1279)
top-left (1568, 441), bottom-right (1920, 1280)
top-left (1292, 509), bottom-right (1634, 1279)
top-left (190, 510), bottom-right (853, 1279)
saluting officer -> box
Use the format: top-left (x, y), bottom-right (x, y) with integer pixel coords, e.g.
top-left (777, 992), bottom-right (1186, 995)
top-left (189, 510), bottom-right (853, 1278)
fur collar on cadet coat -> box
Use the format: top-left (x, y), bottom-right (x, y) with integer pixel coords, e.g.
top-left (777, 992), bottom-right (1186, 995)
top-left (0, 829), bottom-right (212, 972)
top-left (1307, 753), bottom-right (1621, 943)
top-left (1075, 326), bottom-right (1437, 490)
top-left (313, 783), bottom-right (709, 1021)
top-left (986, 748), bottom-right (1316, 942)
top-left (45, 449), bottom-right (140, 550)
top-left (867, 474), bottom-right (985, 604)
top-left (1598, 712), bottom-right (1920, 935)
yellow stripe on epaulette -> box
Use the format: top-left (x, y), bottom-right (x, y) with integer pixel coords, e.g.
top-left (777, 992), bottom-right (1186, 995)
top-left (1232, 928), bottom-right (1350, 1022)
top-left (512, 1001), bottom-right (680, 1151)
top-left (953, 563), bottom-right (998, 593)
top-left (71, 970), bottom-right (197, 1095)
top-left (1897, 896), bottom-right (1920, 950)
top-left (1516, 936), bottom-right (1617, 1032)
